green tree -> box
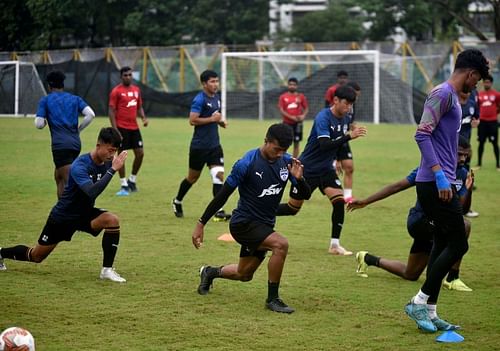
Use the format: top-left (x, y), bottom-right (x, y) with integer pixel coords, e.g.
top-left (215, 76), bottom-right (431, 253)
top-left (290, 1), bottom-right (365, 42)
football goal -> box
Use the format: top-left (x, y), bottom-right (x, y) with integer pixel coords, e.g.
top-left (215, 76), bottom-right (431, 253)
top-left (0, 61), bottom-right (46, 116)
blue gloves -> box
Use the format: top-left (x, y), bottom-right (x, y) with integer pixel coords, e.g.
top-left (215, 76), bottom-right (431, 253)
top-left (433, 169), bottom-right (451, 191)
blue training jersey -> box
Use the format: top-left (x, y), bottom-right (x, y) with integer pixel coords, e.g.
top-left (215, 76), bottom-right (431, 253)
top-left (299, 107), bottom-right (350, 177)
top-left (190, 91), bottom-right (221, 150)
top-left (36, 91), bottom-right (88, 151)
top-left (226, 148), bottom-right (298, 226)
top-left (50, 153), bottom-right (111, 221)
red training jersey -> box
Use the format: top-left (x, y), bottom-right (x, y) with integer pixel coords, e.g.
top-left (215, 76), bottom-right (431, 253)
top-left (278, 92), bottom-right (309, 125)
top-left (478, 89), bottom-right (500, 122)
top-left (109, 84), bottom-right (143, 130)
top-left (324, 84), bottom-right (339, 106)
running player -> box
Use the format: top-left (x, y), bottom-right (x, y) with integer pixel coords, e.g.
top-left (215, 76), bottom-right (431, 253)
top-left (35, 70), bottom-right (95, 198)
top-left (0, 128), bottom-right (127, 282)
top-left (324, 70), bottom-right (348, 107)
top-left (192, 124), bottom-right (311, 313)
top-left (109, 66), bottom-right (148, 195)
top-left (476, 74), bottom-right (500, 170)
top-left (404, 48), bottom-right (488, 333)
top-left (172, 70), bottom-right (230, 221)
top-left (278, 77), bottom-right (309, 157)
top-left (276, 85), bottom-right (367, 255)
top-left (336, 81), bottom-right (361, 202)
top-left (349, 136), bottom-right (474, 292)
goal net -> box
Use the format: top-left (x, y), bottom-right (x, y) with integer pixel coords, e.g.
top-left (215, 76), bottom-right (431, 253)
top-left (221, 50), bottom-right (415, 124)
top-left (0, 61), bottom-right (46, 116)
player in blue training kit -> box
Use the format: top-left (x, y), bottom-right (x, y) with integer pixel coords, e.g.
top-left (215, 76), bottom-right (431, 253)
top-left (191, 124), bottom-right (311, 313)
top-left (35, 71), bottom-right (95, 198)
top-left (349, 136), bottom-right (474, 294)
top-left (173, 70), bottom-right (230, 221)
top-left (0, 128), bottom-right (127, 282)
top-left (276, 85), bottom-right (366, 256)
top-left (404, 49), bottom-right (488, 333)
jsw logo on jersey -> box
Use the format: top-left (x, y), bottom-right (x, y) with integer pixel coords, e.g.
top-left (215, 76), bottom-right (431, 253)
top-left (258, 184), bottom-right (282, 197)
top-left (126, 99), bottom-right (138, 108)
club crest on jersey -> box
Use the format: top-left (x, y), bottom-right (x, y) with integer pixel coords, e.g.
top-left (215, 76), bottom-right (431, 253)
top-left (280, 167), bottom-right (289, 181)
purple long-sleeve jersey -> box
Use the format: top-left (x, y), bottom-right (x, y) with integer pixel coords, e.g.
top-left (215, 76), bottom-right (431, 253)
top-left (415, 82), bottom-right (461, 182)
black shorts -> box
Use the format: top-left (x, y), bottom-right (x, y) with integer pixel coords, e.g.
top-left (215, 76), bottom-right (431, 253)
top-left (290, 169), bottom-right (342, 200)
top-left (38, 208), bottom-right (106, 245)
top-left (52, 149), bottom-right (80, 169)
top-left (189, 145), bottom-right (224, 171)
top-left (284, 122), bottom-right (303, 143)
top-left (477, 121), bottom-right (498, 143)
top-left (407, 207), bottom-right (433, 254)
top-left (336, 142), bottom-right (353, 161)
top-left (118, 128), bottom-right (143, 150)
top-left (229, 221), bottom-right (274, 260)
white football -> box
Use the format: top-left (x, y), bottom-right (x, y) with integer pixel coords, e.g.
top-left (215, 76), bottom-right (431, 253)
top-left (0, 327), bottom-right (35, 351)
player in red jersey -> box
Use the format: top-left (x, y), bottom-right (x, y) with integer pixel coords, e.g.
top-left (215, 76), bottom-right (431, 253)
top-left (278, 77), bottom-right (309, 157)
top-left (324, 70), bottom-right (349, 107)
top-left (476, 74), bottom-right (500, 170)
top-left (109, 66), bottom-right (149, 195)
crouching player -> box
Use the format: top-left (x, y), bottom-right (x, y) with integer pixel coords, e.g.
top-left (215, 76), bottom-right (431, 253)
top-left (0, 128), bottom-right (127, 283)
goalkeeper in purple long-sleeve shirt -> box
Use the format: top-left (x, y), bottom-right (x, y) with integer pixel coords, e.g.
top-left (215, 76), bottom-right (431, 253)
top-left (404, 49), bottom-right (489, 333)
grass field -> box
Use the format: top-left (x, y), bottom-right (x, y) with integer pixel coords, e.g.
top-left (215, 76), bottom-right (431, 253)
top-left (1, 117), bottom-right (499, 350)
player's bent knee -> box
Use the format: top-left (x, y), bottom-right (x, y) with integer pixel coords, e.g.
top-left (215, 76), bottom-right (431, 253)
top-left (239, 274), bottom-right (254, 282)
top-left (99, 212), bottom-right (120, 228)
top-left (210, 166), bottom-right (224, 184)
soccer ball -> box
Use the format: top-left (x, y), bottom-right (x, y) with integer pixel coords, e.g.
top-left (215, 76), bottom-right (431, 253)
top-left (0, 327), bottom-right (35, 351)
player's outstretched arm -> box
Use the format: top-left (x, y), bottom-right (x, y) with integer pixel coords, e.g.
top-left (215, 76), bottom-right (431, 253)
top-left (347, 178), bottom-right (412, 212)
top-left (192, 183), bottom-right (236, 249)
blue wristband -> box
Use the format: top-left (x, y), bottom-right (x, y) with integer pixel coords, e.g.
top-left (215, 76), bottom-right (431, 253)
top-left (433, 169), bottom-right (450, 191)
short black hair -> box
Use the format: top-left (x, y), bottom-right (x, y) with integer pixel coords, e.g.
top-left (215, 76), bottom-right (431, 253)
top-left (334, 85), bottom-right (357, 103)
top-left (458, 135), bottom-right (471, 149)
top-left (200, 70), bottom-right (218, 83)
top-left (454, 49), bottom-right (489, 79)
top-left (346, 81), bottom-right (361, 91)
top-left (47, 71), bottom-right (65, 89)
top-left (337, 70), bottom-right (348, 78)
top-left (288, 77), bottom-right (298, 84)
top-left (98, 127), bottom-right (122, 148)
top-left (120, 66), bottom-right (132, 76)
top-left (484, 74), bottom-right (493, 82)
top-left (266, 123), bottom-right (293, 149)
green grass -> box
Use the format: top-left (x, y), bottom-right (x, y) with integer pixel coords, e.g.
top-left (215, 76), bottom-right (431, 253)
top-left (1, 117), bottom-right (499, 350)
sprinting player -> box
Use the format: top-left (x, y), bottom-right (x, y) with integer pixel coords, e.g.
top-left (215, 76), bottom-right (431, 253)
top-left (349, 136), bottom-right (474, 292)
top-left (336, 81), bottom-right (361, 202)
top-left (276, 85), bottom-right (367, 256)
top-left (324, 70), bottom-right (348, 107)
top-left (476, 74), bottom-right (500, 170)
top-left (278, 77), bottom-right (309, 158)
top-left (109, 66), bottom-right (148, 195)
top-left (192, 124), bottom-right (311, 313)
top-left (35, 70), bottom-right (95, 198)
top-left (172, 70), bottom-right (230, 221)
top-left (404, 48), bottom-right (488, 333)
top-left (0, 128), bottom-right (127, 283)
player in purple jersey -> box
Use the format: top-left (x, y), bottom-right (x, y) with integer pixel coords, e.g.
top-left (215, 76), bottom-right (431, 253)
top-left (276, 85), bottom-right (366, 256)
top-left (404, 49), bottom-right (489, 333)
top-left (349, 136), bottom-right (474, 293)
top-left (191, 124), bottom-right (311, 313)
top-left (35, 71), bottom-right (95, 199)
top-left (0, 128), bottom-right (127, 283)
top-left (173, 70), bottom-right (230, 221)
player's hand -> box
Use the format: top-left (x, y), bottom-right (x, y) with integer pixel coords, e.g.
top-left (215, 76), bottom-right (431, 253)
top-left (471, 119), bottom-right (479, 128)
top-left (218, 120), bottom-right (228, 128)
top-left (192, 222), bottom-right (205, 249)
top-left (211, 111), bottom-right (222, 123)
top-left (142, 116), bottom-right (149, 127)
top-left (434, 169), bottom-right (452, 202)
top-left (335, 161), bottom-right (343, 177)
top-left (347, 199), bottom-right (366, 212)
top-left (111, 151), bottom-right (128, 171)
top-left (466, 170), bottom-right (474, 190)
top-left (288, 158), bottom-right (304, 180)
top-left (5, 345), bottom-right (30, 351)
top-left (350, 125), bottom-right (367, 139)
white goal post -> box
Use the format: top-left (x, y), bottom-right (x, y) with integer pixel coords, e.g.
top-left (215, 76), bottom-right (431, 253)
top-left (221, 50), bottom-right (380, 124)
top-left (0, 61), bottom-right (46, 117)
